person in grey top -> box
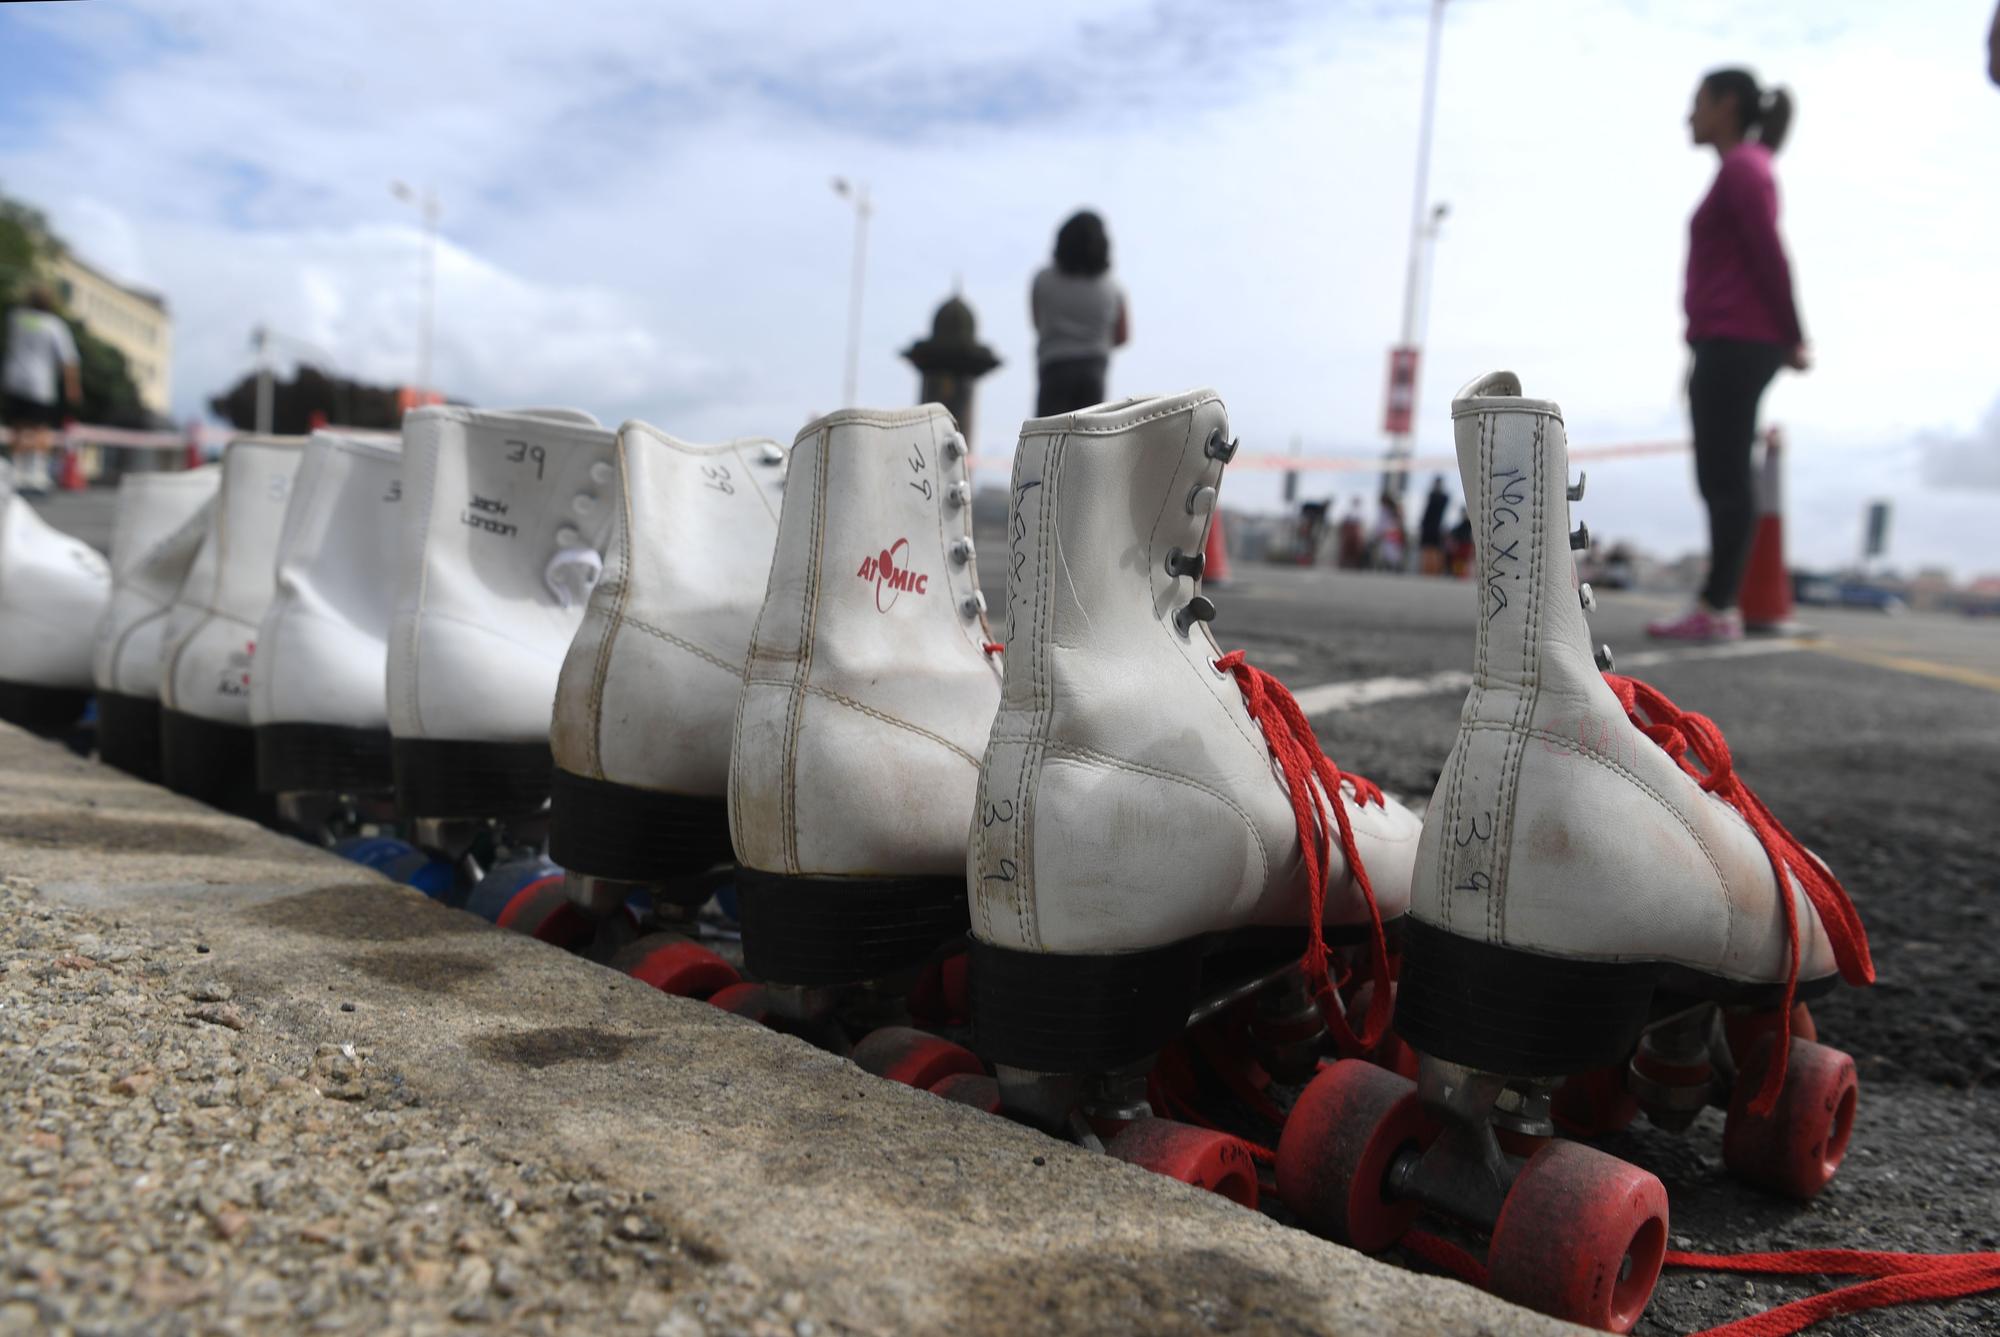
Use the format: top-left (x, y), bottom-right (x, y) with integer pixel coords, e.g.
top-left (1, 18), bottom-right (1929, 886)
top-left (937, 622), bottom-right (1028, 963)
top-left (1031, 211), bottom-right (1129, 417)
top-left (2, 286), bottom-right (82, 495)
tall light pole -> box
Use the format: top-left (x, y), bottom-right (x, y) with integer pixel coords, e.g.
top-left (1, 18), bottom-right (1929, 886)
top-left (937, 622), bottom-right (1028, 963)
top-left (831, 177), bottom-right (872, 408)
top-left (1381, 0), bottom-right (1449, 506)
top-left (390, 180), bottom-right (441, 399)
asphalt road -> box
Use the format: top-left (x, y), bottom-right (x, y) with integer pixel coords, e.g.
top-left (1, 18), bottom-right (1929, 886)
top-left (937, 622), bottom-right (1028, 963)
top-left (31, 484), bottom-right (2000, 1334)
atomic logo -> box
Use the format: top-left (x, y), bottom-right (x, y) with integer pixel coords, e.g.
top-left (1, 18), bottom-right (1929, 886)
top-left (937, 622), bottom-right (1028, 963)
top-left (856, 538), bottom-right (928, 613)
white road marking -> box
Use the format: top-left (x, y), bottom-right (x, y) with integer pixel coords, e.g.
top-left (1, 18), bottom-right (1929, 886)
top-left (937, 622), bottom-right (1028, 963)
top-left (1291, 638), bottom-right (1805, 716)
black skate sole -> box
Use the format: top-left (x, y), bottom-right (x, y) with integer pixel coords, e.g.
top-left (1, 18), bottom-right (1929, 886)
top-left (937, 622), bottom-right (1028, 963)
top-left (97, 691), bottom-right (164, 782)
top-left (256, 722), bottom-right (394, 796)
top-left (392, 738), bottom-right (552, 821)
top-left (972, 916), bottom-right (1393, 1075)
top-left (547, 768), bottom-right (732, 884)
top-left (735, 868), bottom-right (968, 988)
top-left (0, 679), bottom-right (91, 736)
top-left (159, 709), bottom-right (274, 821)
top-left (1394, 916), bottom-right (1840, 1077)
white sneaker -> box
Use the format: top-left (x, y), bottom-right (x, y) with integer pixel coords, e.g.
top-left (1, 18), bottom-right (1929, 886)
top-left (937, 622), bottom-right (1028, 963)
top-left (158, 436), bottom-right (307, 807)
top-left (93, 466), bottom-right (222, 778)
top-left (729, 405), bottom-right (1001, 986)
top-left (0, 474), bottom-right (111, 732)
top-left (966, 390), bottom-right (1419, 1075)
top-left (549, 423), bottom-right (789, 899)
top-left (251, 431), bottom-right (404, 797)
top-left (387, 406), bottom-right (615, 820)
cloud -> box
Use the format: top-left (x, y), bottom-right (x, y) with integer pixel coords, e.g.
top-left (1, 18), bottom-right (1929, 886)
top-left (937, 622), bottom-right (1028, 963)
top-left (1919, 398), bottom-right (2000, 492)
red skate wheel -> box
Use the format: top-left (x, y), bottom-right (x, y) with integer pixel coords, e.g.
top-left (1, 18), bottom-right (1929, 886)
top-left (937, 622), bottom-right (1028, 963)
top-left (1722, 1036), bottom-right (1857, 1201)
top-left (1104, 1117), bottom-right (1259, 1208)
top-left (850, 1026), bottom-right (985, 1091)
top-left (610, 934), bottom-right (740, 1000)
top-left (1275, 1058), bottom-right (1426, 1252)
top-left (928, 1072), bottom-right (1002, 1114)
top-left (497, 879), bottom-right (594, 950)
top-left (707, 981), bottom-right (775, 1024)
top-left (1486, 1140), bottom-right (1668, 1333)
top-left (906, 952), bottom-right (971, 1025)
top-left (1345, 980), bottom-right (1420, 1079)
top-left (1552, 1066), bottom-right (1640, 1138)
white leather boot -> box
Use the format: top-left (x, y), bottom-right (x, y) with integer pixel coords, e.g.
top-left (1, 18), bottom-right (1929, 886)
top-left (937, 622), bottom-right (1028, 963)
top-left (966, 390), bottom-right (1420, 1079)
top-left (1396, 371), bottom-right (1871, 1089)
top-left (250, 431), bottom-right (403, 797)
top-left (158, 435), bottom-right (307, 808)
top-left (388, 406), bottom-right (615, 821)
top-left (729, 405), bottom-right (1000, 986)
top-left (549, 422), bottom-right (788, 902)
top-left (94, 466), bottom-right (221, 778)
top-left (0, 471), bottom-right (111, 732)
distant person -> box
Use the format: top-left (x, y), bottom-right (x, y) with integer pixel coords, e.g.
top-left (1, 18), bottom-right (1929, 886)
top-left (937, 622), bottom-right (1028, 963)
top-left (1649, 68), bottom-right (1807, 643)
top-left (1373, 493), bottom-right (1406, 572)
top-left (2, 285), bottom-right (81, 495)
top-left (1031, 210), bottom-right (1129, 417)
top-left (1447, 507), bottom-right (1474, 577)
top-left (1417, 475), bottom-right (1450, 575)
top-left (1337, 499), bottom-right (1367, 569)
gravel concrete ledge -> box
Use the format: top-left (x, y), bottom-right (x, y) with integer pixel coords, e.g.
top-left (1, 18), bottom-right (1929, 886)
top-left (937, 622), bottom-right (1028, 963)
top-left (0, 723), bottom-right (1575, 1336)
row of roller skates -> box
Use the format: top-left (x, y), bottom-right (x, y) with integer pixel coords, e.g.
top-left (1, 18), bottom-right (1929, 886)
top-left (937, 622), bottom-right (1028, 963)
top-left (0, 373), bottom-right (1872, 1332)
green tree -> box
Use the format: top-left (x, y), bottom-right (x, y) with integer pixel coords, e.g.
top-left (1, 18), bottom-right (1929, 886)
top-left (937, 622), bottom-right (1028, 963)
top-left (0, 187), bottom-right (155, 426)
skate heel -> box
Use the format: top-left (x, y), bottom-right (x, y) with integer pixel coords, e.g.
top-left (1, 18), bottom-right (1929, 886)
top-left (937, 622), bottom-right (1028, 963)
top-left (969, 938), bottom-right (1208, 1074)
top-left (97, 692), bottom-right (164, 781)
top-left (1394, 918), bottom-right (1654, 1076)
top-left (0, 680), bottom-right (91, 735)
top-left (255, 722), bottom-right (394, 795)
top-left (735, 868), bottom-right (968, 988)
top-left (391, 738), bottom-right (553, 820)
top-left (547, 768), bottom-right (732, 884)
top-left (159, 709), bottom-right (270, 820)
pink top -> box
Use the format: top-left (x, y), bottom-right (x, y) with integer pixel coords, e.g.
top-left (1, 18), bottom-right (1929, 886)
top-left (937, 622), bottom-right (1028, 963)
top-left (1684, 143), bottom-right (1803, 348)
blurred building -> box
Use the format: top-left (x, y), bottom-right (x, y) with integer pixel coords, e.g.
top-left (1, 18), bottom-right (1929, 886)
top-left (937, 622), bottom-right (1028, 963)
top-left (48, 252), bottom-right (173, 415)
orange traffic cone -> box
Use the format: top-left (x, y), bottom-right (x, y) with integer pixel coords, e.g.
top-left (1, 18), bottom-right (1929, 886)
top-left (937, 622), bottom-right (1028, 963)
top-left (1739, 427), bottom-right (1812, 637)
top-left (56, 430), bottom-right (86, 491)
top-left (1203, 507), bottom-right (1232, 587)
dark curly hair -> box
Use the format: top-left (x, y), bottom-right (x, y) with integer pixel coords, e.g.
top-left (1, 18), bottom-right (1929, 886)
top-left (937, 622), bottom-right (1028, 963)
top-left (1702, 68), bottom-right (1793, 153)
top-left (1053, 210), bottom-right (1111, 277)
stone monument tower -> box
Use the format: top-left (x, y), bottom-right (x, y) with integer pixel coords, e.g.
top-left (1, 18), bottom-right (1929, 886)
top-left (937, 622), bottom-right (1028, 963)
top-left (902, 292), bottom-right (1000, 448)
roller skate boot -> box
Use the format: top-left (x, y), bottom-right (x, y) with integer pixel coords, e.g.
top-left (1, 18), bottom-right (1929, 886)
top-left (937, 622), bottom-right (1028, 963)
top-left (728, 405), bottom-right (1000, 1034)
top-left (93, 465), bottom-right (220, 779)
top-left (1278, 372), bottom-right (1872, 1332)
top-left (0, 466), bottom-right (112, 736)
top-left (547, 422), bottom-right (788, 993)
top-left (250, 431), bottom-right (405, 834)
top-left (967, 389), bottom-right (1420, 1201)
top-left (387, 406), bottom-right (613, 869)
top-left (158, 436), bottom-right (307, 815)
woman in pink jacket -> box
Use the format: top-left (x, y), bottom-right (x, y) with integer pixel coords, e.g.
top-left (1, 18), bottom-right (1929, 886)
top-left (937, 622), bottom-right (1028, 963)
top-left (1649, 69), bottom-right (1808, 642)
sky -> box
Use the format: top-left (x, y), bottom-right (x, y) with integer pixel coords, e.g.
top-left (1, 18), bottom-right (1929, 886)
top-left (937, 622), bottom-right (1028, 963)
top-left (1, 0), bottom-right (1996, 578)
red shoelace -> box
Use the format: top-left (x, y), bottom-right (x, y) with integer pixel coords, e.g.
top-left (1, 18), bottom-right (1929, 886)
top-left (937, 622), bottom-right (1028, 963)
top-left (1213, 650), bottom-right (1394, 1054)
top-left (1604, 673), bottom-right (1874, 1116)
top-left (1404, 1228), bottom-right (2000, 1337)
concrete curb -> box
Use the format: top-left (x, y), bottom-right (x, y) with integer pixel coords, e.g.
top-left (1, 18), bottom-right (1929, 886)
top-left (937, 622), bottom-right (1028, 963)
top-left (0, 724), bottom-right (1576, 1335)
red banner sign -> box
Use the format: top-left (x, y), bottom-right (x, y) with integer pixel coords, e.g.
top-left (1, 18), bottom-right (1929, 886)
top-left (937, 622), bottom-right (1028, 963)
top-left (1383, 346), bottom-right (1420, 435)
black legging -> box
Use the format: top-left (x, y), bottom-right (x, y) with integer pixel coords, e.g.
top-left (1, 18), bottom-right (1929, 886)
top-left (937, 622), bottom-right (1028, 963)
top-left (1036, 356), bottom-right (1108, 418)
top-left (1689, 339), bottom-right (1786, 610)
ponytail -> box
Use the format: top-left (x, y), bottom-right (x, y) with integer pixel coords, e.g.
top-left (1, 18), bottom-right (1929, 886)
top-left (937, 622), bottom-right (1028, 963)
top-left (1701, 68), bottom-right (1794, 154)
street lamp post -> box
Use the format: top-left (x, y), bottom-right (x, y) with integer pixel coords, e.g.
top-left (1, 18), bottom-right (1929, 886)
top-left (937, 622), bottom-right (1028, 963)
top-left (1382, 0), bottom-right (1449, 506)
top-left (831, 178), bottom-right (872, 408)
top-left (390, 181), bottom-right (441, 399)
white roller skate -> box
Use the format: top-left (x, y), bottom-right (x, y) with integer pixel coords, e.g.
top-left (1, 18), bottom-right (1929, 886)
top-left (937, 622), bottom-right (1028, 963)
top-left (158, 435), bottom-right (307, 812)
top-left (542, 423), bottom-right (788, 975)
top-left (1276, 372), bottom-right (1872, 1332)
top-left (0, 464), bottom-right (111, 734)
top-left (93, 465), bottom-right (221, 779)
top-left (964, 390), bottom-right (1419, 1188)
top-left (387, 406), bottom-right (614, 830)
top-left (251, 431), bottom-right (404, 803)
top-left (728, 405), bottom-right (1000, 995)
